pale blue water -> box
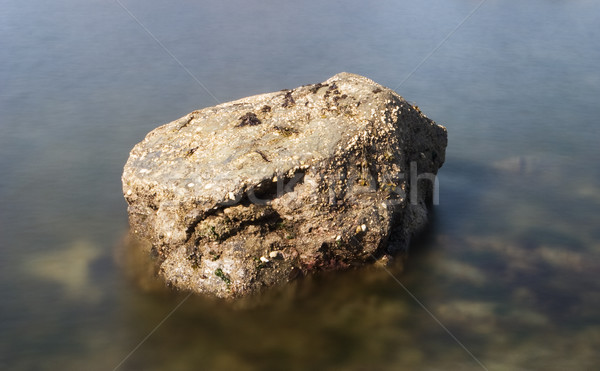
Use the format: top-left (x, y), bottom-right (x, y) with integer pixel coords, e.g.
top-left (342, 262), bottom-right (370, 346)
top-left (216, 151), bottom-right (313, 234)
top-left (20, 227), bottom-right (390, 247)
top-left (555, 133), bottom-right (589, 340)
top-left (1, 0), bottom-right (599, 369)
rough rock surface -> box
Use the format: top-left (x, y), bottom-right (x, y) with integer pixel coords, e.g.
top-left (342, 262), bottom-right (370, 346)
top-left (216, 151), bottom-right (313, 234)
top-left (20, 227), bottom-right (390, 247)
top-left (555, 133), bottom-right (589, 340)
top-left (122, 72), bottom-right (447, 298)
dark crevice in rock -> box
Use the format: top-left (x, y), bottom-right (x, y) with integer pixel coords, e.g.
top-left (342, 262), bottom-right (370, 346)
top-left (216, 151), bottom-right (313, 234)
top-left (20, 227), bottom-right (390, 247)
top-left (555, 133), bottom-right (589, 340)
top-left (183, 170), bottom-right (306, 244)
top-left (177, 114), bottom-right (196, 130)
top-left (253, 150), bottom-right (271, 162)
top-left (282, 91), bottom-right (295, 107)
top-left (193, 206), bottom-right (282, 245)
top-left (248, 170), bottom-right (305, 204)
top-left (237, 112), bottom-right (262, 127)
top-left (309, 82), bottom-right (328, 94)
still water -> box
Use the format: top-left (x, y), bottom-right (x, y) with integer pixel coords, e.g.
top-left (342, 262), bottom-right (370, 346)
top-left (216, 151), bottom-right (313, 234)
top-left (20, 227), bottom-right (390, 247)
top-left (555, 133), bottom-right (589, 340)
top-left (1, 0), bottom-right (599, 369)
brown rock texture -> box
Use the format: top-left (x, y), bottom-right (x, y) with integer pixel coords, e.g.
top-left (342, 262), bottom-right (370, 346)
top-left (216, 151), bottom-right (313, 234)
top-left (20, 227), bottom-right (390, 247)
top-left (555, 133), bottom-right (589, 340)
top-left (122, 72), bottom-right (447, 298)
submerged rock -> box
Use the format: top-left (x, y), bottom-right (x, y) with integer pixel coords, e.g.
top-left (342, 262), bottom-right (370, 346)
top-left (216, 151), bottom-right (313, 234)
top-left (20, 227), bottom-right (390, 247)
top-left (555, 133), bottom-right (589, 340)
top-left (122, 72), bottom-right (447, 298)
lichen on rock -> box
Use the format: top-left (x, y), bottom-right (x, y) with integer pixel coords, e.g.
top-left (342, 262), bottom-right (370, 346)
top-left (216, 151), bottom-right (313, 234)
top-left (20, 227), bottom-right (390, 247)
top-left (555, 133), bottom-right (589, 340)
top-left (122, 72), bottom-right (447, 298)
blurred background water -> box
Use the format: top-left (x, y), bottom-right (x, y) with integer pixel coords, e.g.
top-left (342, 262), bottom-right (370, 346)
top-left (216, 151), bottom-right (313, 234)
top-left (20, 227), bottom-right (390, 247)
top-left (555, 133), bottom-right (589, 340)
top-left (1, 0), bottom-right (599, 369)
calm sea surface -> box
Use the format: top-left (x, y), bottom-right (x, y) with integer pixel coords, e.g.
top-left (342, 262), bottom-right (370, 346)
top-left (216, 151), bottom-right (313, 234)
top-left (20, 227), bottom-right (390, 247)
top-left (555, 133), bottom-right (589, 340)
top-left (1, 0), bottom-right (599, 369)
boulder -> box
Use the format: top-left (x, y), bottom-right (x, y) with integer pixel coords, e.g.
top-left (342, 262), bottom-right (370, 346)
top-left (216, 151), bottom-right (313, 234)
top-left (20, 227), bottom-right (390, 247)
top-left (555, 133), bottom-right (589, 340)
top-left (122, 72), bottom-right (447, 298)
